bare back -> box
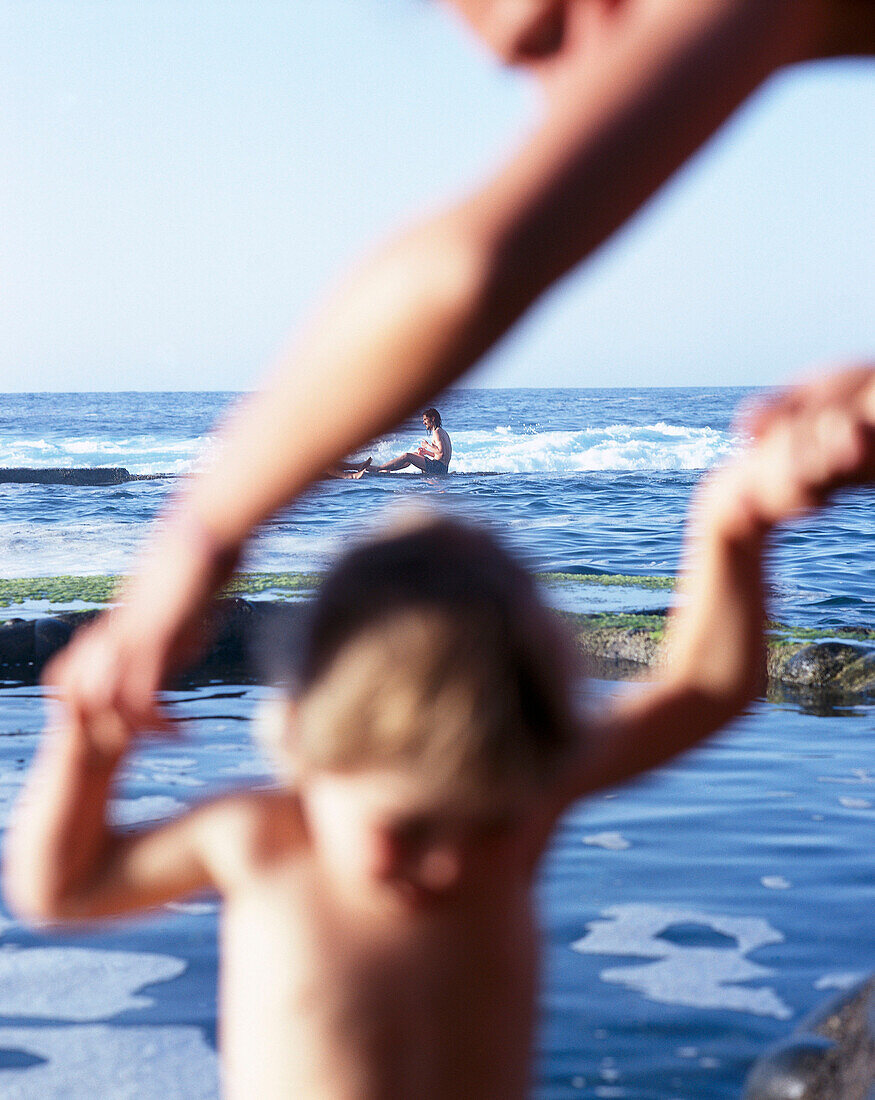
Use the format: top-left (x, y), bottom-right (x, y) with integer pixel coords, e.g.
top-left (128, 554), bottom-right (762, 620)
top-left (214, 792), bottom-right (541, 1100)
top-left (433, 426), bottom-right (452, 468)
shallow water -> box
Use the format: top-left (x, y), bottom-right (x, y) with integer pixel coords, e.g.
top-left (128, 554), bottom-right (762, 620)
top-left (0, 681), bottom-right (872, 1098)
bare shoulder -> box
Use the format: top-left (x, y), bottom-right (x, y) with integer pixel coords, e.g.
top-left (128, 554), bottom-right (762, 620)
top-left (195, 788), bottom-right (308, 890)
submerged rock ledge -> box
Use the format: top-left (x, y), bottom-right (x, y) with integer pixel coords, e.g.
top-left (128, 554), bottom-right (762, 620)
top-left (2, 602), bottom-right (875, 704)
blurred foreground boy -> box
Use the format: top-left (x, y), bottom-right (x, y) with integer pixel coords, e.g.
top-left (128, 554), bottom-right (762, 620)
top-left (6, 368), bottom-right (875, 1099)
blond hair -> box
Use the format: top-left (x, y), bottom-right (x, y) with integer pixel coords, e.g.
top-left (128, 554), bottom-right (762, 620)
top-left (293, 514), bottom-right (579, 795)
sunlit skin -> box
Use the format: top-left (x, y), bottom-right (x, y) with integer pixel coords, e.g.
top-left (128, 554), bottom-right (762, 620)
top-left (6, 370), bottom-right (875, 1098)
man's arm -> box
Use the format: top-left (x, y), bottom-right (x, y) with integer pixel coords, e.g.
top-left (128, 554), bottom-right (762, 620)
top-left (556, 366), bottom-right (875, 804)
top-left (47, 0), bottom-right (822, 733)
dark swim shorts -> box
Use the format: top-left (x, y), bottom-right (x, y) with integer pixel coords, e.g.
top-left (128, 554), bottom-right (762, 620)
top-left (421, 457), bottom-right (449, 475)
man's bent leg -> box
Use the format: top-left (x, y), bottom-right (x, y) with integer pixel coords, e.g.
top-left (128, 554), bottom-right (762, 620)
top-left (372, 453), bottom-right (427, 473)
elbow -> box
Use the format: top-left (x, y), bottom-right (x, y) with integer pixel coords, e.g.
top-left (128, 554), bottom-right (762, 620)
top-left (3, 845), bottom-right (88, 926)
top-left (3, 865), bottom-right (66, 926)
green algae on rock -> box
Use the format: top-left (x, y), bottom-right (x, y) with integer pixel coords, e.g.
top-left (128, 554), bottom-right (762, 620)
top-left (0, 570), bottom-right (672, 610)
top-left (538, 572), bottom-right (674, 590)
top-left (0, 575), bottom-right (121, 607)
top-left (0, 572), bottom-right (324, 609)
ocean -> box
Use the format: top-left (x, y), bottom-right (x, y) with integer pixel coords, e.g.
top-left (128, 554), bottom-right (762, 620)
top-left (0, 387), bottom-right (873, 1098)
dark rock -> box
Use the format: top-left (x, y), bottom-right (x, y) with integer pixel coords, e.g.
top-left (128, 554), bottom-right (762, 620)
top-left (0, 467), bottom-right (133, 486)
top-left (744, 1036), bottom-right (836, 1099)
top-left (33, 618), bottom-right (74, 669)
top-left (780, 642), bottom-right (870, 689)
top-left (745, 977), bottom-right (875, 1100)
top-left (575, 626), bottom-right (661, 668)
top-left (0, 620), bottom-right (35, 670)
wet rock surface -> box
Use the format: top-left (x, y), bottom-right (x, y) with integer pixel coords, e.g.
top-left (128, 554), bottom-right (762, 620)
top-left (0, 468), bottom-right (166, 485)
top-left (0, 602), bottom-right (309, 685)
top-left (570, 617), bottom-right (875, 703)
top-left (744, 976), bottom-right (875, 1100)
top-left (3, 603), bottom-right (875, 703)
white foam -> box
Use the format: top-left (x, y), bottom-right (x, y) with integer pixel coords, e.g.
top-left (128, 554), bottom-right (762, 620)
top-left (109, 796), bottom-right (187, 826)
top-left (0, 947), bottom-right (186, 1021)
top-left (0, 1025), bottom-right (218, 1098)
top-left (760, 876), bottom-right (792, 890)
top-left (815, 972), bottom-right (865, 991)
top-left (838, 797), bottom-right (872, 809)
top-left (572, 903), bottom-right (791, 1019)
top-left (370, 422), bottom-right (735, 475)
top-left (0, 434), bottom-right (207, 476)
top-left (164, 901), bottom-right (219, 916)
top-left (583, 832), bottom-right (631, 851)
top-left (818, 770), bottom-right (875, 786)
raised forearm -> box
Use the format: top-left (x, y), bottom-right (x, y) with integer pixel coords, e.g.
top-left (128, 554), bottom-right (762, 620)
top-left (662, 480), bottom-right (767, 713)
top-left (563, 474), bottom-right (767, 802)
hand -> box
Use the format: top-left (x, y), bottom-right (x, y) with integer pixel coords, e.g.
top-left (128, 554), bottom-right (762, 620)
top-left (43, 509), bottom-right (240, 745)
top-left (705, 365), bottom-right (875, 539)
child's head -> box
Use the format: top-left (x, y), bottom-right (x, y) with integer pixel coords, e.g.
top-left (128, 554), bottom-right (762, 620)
top-left (296, 511), bottom-right (576, 793)
top-left (268, 511), bottom-right (579, 898)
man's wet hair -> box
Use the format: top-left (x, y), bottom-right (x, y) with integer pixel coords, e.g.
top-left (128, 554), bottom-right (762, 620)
top-left (422, 407), bottom-right (441, 427)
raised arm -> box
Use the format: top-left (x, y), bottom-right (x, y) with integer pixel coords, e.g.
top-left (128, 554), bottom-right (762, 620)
top-left (3, 715), bottom-right (220, 923)
top-left (558, 365), bottom-right (875, 803)
top-left (180, 0), bottom-right (818, 544)
top-left (47, 0), bottom-right (824, 733)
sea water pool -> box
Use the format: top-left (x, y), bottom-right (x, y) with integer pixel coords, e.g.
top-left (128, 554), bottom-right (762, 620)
top-left (0, 679), bottom-right (872, 1099)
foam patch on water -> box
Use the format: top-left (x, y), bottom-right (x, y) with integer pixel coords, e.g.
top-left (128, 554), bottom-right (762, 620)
top-left (572, 903), bottom-right (791, 1019)
top-left (818, 769), bottom-right (874, 786)
top-left (583, 832), bottom-right (631, 851)
top-left (164, 901), bottom-right (219, 916)
top-left (109, 796), bottom-right (187, 826)
top-left (760, 877), bottom-right (792, 890)
top-left (838, 797), bottom-right (872, 809)
top-left (815, 972), bottom-right (866, 991)
top-left (126, 767), bottom-right (205, 789)
top-left (0, 948), bottom-right (186, 1021)
top-left (0, 1025), bottom-right (217, 1098)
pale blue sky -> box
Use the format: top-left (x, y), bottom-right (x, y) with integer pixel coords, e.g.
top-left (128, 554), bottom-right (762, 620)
top-left (2, 1), bottom-right (873, 391)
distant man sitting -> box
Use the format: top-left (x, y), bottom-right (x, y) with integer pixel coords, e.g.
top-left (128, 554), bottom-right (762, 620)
top-left (372, 408), bottom-right (452, 476)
